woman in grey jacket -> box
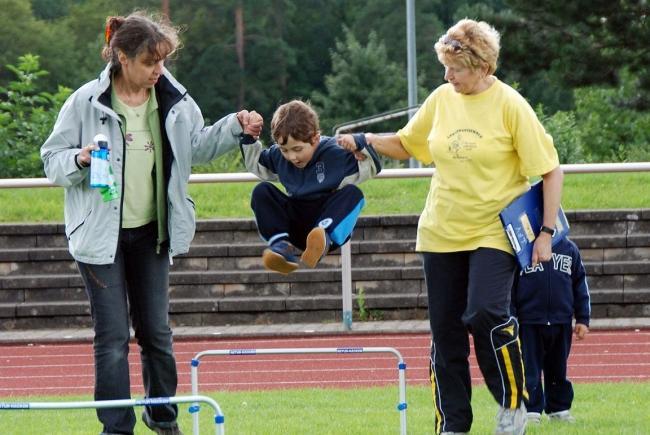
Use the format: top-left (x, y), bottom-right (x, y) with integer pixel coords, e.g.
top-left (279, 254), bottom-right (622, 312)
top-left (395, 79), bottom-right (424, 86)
top-left (40, 12), bottom-right (261, 435)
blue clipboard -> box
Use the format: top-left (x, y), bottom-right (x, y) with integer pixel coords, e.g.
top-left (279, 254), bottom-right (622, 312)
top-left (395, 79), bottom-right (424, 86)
top-left (499, 181), bottom-right (569, 269)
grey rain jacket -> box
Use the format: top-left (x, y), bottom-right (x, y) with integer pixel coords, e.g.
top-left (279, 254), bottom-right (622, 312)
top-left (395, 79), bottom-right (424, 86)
top-left (41, 64), bottom-right (242, 264)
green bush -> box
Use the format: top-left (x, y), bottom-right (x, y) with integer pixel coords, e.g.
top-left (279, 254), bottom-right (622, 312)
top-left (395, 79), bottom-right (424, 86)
top-left (536, 105), bottom-right (585, 164)
top-left (573, 70), bottom-right (650, 162)
top-left (0, 54), bottom-right (71, 178)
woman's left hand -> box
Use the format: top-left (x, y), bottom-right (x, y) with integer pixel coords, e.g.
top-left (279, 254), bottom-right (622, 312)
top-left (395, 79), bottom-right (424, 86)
top-left (531, 233), bottom-right (552, 266)
top-left (237, 110), bottom-right (263, 138)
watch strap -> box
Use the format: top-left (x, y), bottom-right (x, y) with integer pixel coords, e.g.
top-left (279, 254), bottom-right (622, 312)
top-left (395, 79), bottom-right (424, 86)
top-left (540, 225), bottom-right (556, 236)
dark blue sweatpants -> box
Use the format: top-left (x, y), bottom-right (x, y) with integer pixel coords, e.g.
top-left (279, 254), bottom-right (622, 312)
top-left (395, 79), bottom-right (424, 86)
top-left (520, 323), bottom-right (574, 414)
top-left (250, 181), bottom-right (365, 251)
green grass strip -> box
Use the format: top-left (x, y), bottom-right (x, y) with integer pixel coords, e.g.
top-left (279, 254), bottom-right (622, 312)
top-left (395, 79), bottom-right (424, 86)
top-left (0, 383), bottom-right (648, 434)
top-left (0, 173), bottom-right (648, 223)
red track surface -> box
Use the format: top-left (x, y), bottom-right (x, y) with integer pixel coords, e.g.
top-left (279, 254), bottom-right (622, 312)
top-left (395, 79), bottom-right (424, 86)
top-left (1, 330), bottom-right (649, 397)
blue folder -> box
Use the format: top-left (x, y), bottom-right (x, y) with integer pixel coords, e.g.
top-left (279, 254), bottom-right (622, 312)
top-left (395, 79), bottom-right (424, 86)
top-left (499, 181), bottom-right (569, 269)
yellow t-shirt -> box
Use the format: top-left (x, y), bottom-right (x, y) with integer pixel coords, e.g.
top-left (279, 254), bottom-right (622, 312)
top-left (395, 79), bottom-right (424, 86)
top-left (112, 89), bottom-right (157, 229)
top-left (397, 78), bottom-right (559, 254)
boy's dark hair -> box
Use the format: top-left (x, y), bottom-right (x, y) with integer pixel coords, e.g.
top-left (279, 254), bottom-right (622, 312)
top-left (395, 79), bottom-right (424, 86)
top-left (271, 100), bottom-right (320, 145)
top-left (102, 11), bottom-right (180, 72)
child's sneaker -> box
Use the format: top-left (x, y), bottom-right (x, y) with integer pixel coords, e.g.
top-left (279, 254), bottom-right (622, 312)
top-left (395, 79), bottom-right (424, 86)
top-left (548, 410), bottom-right (575, 423)
top-left (495, 401), bottom-right (527, 435)
top-left (262, 240), bottom-right (299, 274)
top-left (301, 227), bottom-right (330, 268)
top-left (527, 412), bottom-right (541, 424)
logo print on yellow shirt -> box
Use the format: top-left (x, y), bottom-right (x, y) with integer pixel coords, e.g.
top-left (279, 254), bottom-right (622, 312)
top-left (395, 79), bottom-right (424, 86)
top-left (446, 130), bottom-right (479, 162)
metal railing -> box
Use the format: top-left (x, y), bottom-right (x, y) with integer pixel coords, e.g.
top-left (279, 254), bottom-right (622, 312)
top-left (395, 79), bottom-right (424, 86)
top-left (2, 163), bottom-right (650, 189)
top-left (1, 162), bottom-right (650, 331)
top-left (332, 105), bottom-right (421, 136)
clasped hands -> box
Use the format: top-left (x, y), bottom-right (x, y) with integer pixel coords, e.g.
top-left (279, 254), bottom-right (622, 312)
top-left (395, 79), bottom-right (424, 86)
top-left (237, 110), bottom-right (263, 139)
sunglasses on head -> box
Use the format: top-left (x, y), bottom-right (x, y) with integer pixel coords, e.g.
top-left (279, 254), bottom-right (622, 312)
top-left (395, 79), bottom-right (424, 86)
top-left (443, 36), bottom-right (463, 51)
top-left (442, 35), bottom-right (486, 63)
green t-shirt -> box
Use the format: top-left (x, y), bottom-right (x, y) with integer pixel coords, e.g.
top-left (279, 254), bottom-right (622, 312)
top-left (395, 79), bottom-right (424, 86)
top-left (112, 88), bottom-right (157, 229)
top-left (397, 78), bottom-right (559, 254)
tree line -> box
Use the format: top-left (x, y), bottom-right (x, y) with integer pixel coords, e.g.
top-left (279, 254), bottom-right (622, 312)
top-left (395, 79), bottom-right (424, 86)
top-left (1, 0), bottom-right (648, 177)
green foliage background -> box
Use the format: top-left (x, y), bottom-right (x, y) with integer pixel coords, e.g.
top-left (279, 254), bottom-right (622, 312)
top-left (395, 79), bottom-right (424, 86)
top-left (1, 0), bottom-right (649, 177)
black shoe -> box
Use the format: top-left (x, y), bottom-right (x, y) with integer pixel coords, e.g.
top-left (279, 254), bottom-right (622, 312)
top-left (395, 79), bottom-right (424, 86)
top-left (141, 410), bottom-right (183, 435)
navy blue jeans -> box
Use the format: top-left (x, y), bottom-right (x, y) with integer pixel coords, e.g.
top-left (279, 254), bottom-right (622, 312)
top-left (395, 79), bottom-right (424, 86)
top-left (77, 222), bottom-right (178, 435)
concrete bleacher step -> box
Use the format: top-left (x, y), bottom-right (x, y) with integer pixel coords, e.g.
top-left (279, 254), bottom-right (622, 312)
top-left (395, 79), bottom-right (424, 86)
top-left (1, 210), bottom-right (649, 330)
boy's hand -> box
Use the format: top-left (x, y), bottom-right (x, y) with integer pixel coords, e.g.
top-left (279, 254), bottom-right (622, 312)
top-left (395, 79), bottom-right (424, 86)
top-left (352, 151), bottom-right (367, 161)
top-left (237, 110), bottom-right (263, 139)
top-left (574, 323), bottom-right (589, 340)
top-left (336, 134), bottom-right (358, 152)
top-left (336, 135), bottom-right (367, 160)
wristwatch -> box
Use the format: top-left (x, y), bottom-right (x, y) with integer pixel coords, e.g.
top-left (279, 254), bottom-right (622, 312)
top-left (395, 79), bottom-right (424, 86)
top-left (539, 225), bottom-right (556, 237)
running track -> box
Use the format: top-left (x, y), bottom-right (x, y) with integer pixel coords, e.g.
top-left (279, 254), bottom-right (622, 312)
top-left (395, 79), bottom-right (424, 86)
top-left (1, 330), bottom-right (649, 397)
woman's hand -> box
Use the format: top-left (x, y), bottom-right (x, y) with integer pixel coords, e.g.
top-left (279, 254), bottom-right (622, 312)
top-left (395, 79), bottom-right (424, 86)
top-left (237, 110), bottom-right (263, 139)
top-left (336, 134), bottom-right (357, 152)
top-left (531, 232), bottom-right (553, 266)
top-left (76, 143), bottom-right (96, 167)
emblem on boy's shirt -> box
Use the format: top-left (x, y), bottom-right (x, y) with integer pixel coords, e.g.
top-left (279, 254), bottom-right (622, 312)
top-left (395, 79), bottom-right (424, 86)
top-left (446, 129), bottom-right (480, 162)
top-left (316, 162), bottom-right (325, 183)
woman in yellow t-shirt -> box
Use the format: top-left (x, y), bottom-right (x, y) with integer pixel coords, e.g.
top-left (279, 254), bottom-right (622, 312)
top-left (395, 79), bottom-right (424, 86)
top-left (343, 19), bottom-right (563, 435)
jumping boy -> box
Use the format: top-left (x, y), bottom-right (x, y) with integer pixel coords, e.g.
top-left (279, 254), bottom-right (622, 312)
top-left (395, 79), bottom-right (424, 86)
top-left (240, 100), bottom-right (381, 274)
top-left (511, 236), bottom-right (591, 424)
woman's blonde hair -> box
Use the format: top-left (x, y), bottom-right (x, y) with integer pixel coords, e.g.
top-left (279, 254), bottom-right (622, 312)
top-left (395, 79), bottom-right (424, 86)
top-left (434, 18), bottom-right (500, 74)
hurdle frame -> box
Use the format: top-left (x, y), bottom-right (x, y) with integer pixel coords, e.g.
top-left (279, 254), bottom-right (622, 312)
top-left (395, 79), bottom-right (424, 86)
top-left (0, 395), bottom-right (225, 435)
top-left (190, 346), bottom-right (407, 435)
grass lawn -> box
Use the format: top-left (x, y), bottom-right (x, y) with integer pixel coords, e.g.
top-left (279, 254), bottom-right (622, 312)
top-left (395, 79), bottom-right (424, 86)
top-left (0, 383), bottom-right (648, 434)
top-left (0, 173), bottom-right (648, 223)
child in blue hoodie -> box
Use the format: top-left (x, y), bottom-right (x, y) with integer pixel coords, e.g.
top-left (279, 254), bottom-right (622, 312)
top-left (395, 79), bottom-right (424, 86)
top-left (512, 236), bottom-right (591, 425)
top-left (240, 100), bottom-right (381, 274)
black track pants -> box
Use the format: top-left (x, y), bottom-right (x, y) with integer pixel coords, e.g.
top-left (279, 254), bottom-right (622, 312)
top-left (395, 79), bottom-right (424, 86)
top-left (422, 248), bottom-right (525, 433)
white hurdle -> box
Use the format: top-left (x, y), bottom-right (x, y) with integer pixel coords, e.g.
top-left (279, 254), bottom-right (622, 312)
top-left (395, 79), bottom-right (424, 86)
top-left (190, 346), bottom-right (408, 435)
top-left (0, 395), bottom-right (225, 435)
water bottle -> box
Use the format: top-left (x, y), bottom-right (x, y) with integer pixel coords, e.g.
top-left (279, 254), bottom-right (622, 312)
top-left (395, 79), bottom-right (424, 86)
top-left (90, 134), bottom-right (111, 188)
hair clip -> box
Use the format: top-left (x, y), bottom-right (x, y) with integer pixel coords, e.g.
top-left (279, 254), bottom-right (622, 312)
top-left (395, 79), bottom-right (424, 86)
top-left (104, 23), bottom-right (112, 44)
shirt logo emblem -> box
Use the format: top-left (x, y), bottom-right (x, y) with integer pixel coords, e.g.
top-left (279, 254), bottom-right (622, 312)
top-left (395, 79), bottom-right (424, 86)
top-left (316, 162), bottom-right (325, 183)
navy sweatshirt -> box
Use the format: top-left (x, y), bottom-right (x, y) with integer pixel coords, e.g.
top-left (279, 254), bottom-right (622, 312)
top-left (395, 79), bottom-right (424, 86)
top-left (512, 237), bottom-right (591, 326)
top-left (240, 134), bottom-right (381, 200)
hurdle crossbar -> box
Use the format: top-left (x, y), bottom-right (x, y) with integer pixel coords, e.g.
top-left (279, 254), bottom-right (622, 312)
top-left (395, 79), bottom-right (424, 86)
top-left (0, 395), bottom-right (225, 435)
top-left (190, 346), bottom-right (407, 435)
